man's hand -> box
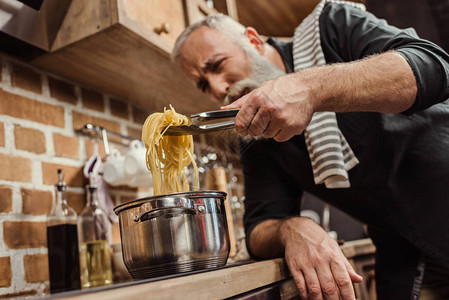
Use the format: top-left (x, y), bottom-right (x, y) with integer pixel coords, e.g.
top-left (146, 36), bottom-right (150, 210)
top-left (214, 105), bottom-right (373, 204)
top-left (281, 218), bottom-right (362, 299)
top-left (250, 218), bottom-right (363, 299)
top-left (223, 73), bottom-right (315, 142)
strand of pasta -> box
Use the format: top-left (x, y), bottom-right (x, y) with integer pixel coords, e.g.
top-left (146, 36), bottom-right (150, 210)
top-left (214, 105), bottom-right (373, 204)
top-left (141, 105), bottom-right (199, 195)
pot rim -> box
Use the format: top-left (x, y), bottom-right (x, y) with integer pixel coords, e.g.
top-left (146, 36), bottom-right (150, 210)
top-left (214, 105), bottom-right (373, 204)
top-left (113, 190), bottom-right (227, 215)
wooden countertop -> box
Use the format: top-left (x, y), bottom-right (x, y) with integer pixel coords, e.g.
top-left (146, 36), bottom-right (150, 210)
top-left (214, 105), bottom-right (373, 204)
top-left (49, 239), bottom-right (375, 300)
top-left (54, 258), bottom-right (290, 300)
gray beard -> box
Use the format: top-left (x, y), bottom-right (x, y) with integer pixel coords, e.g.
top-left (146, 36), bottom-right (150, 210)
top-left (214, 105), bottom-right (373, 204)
top-left (224, 50), bottom-right (286, 141)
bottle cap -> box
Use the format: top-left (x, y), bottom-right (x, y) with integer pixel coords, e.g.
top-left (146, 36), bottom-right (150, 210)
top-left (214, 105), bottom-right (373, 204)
top-left (56, 169), bottom-right (67, 192)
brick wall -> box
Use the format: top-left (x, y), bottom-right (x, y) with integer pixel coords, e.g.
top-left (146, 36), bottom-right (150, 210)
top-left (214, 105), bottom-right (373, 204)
top-left (0, 55), bottom-right (153, 297)
top-left (0, 54), bottom-right (246, 298)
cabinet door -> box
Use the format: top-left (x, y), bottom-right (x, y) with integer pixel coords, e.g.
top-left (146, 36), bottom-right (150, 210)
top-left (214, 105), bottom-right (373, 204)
top-left (118, 0), bottom-right (186, 45)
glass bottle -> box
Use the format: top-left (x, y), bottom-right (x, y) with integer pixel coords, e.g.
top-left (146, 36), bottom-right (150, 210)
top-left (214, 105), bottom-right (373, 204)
top-left (47, 169), bottom-right (81, 293)
top-left (77, 172), bottom-right (113, 288)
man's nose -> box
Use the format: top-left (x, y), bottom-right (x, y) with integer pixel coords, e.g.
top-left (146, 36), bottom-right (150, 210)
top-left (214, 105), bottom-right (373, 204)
top-left (208, 78), bottom-right (229, 103)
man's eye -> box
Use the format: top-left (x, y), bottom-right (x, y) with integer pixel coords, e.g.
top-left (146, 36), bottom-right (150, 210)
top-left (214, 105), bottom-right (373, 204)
top-left (212, 59), bottom-right (224, 72)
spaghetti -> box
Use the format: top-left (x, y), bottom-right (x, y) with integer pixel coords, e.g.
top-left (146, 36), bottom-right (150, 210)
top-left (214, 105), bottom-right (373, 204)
top-left (141, 105), bottom-right (199, 195)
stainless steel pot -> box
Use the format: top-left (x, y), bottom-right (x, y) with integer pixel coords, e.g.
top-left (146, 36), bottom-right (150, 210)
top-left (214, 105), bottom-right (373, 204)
top-left (113, 191), bottom-right (230, 279)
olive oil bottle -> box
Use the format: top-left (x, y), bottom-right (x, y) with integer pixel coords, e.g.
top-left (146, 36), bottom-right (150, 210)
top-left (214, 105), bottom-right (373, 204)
top-left (77, 173), bottom-right (113, 288)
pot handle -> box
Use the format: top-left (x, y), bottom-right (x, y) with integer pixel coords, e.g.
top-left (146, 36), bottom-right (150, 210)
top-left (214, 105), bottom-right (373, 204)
top-left (134, 197), bottom-right (196, 222)
top-left (138, 207), bottom-right (196, 222)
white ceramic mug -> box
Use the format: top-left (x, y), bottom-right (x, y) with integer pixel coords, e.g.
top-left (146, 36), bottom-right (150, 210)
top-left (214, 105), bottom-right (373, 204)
top-left (124, 140), bottom-right (148, 177)
top-left (103, 149), bottom-right (128, 186)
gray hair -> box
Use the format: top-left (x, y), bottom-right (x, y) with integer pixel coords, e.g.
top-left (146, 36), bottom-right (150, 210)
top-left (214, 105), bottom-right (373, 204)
top-left (171, 14), bottom-right (249, 63)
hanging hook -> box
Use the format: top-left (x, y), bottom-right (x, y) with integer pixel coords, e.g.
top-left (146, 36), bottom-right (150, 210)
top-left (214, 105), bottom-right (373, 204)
top-left (79, 123), bottom-right (135, 152)
top-left (101, 128), bottom-right (110, 156)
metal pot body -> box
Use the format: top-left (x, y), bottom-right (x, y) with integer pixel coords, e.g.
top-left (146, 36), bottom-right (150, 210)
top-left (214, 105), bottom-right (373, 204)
top-left (114, 191), bottom-right (229, 279)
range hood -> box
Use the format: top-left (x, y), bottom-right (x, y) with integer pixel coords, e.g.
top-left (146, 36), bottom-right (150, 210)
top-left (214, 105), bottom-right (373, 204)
top-left (0, 0), bottom-right (71, 51)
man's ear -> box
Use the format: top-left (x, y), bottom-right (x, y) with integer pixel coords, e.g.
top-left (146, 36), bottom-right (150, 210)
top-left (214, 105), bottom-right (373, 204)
top-left (244, 27), bottom-right (265, 55)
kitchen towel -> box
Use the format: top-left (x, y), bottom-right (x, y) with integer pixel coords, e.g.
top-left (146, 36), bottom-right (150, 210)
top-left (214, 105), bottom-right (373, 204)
top-left (292, 0), bottom-right (362, 188)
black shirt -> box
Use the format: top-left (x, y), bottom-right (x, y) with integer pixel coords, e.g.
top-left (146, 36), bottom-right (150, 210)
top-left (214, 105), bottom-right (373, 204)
top-left (243, 3), bottom-right (449, 298)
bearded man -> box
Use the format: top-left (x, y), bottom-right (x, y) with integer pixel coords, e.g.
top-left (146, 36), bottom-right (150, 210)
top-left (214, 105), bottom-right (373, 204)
top-left (171, 1), bottom-right (449, 299)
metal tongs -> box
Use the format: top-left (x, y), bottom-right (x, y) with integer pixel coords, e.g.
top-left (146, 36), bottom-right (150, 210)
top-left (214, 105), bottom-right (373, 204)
top-left (164, 109), bottom-right (239, 136)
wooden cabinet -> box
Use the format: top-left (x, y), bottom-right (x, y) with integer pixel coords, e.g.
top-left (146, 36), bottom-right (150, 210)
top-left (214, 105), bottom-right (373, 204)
top-left (32, 0), bottom-right (218, 115)
top-left (118, 0), bottom-right (186, 46)
top-left (50, 0), bottom-right (187, 53)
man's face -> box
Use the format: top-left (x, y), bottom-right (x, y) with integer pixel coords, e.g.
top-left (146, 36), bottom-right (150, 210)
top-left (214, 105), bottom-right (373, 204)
top-left (179, 26), bottom-right (285, 105)
top-left (179, 26), bottom-right (253, 104)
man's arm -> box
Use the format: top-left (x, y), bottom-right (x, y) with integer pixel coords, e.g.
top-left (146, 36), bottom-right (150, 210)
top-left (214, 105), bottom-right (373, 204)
top-left (250, 217), bottom-right (363, 299)
top-left (311, 51), bottom-right (416, 114)
top-left (226, 50), bottom-right (416, 142)
top-left (320, 3), bottom-right (449, 115)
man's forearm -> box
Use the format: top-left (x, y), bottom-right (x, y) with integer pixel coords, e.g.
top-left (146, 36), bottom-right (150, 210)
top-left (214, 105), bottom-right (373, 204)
top-left (303, 51), bottom-right (418, 114)
top-left (249, 219), bottom-right (285, 258)
top-left (249, 217), bottom-right (313, 258)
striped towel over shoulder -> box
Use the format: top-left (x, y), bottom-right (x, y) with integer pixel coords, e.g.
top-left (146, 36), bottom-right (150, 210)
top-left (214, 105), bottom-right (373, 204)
top-left (293, 0), bottom-right (363, 188)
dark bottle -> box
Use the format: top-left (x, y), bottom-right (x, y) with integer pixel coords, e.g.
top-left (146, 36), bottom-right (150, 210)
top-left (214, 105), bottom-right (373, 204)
top-left (47, 169), bottom-right (81, 293)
